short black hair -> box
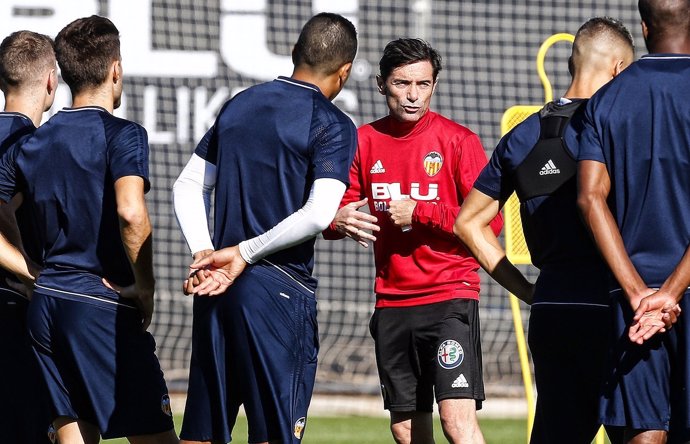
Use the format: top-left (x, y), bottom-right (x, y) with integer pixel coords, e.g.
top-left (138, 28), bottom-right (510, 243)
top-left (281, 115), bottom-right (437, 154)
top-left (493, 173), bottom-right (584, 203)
top-left (292, 13), bottom-right (357, 75)
top-left (639, 0), bottom-right (690, 50)
top-left (379, 38), bottom-right (442, 82)
top-left (0, 31), bottom-right (55, 93)
top-left (55, 15), bottom-right (121, 95)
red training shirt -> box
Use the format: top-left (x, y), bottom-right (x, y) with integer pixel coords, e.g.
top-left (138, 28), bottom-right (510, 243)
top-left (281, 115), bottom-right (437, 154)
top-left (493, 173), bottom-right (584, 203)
top-left (324, 111), bottom-right (503, 307)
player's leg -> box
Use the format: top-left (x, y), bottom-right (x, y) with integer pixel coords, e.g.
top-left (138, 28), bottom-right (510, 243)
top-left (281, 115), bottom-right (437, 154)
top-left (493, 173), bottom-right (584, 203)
top-left (220, 266), bottom-right (318, 443)
top-left (389, 411), bottom-right (434, 444)
top-left (437, 399), bottom-right (484, 444)
top-left (430, 299), bottom-right (485, 444)
top-left (0, 288), bottom-right (53, 444)
top-left (602, 290), bottom-right (677, 443)
top-left (127, 430), bottom-right (179, 444)
top-left (623, 430), bottom-right (667, 443)
top-left (53, 417), bottom-right (100, 444)
top-left (29, 289), bottom-right (175, 441)
top-left (370, 305), bottom-right (434, 444)
top-left (528, 305), bottom-right (609, 444)
top-left (180, 295), bottom-right (238, 443)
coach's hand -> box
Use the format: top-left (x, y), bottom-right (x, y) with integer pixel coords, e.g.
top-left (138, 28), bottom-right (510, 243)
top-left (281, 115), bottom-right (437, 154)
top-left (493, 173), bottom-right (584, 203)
top-left (102, 278), bottom-right (155, 331)
top-left (388, 198), bottom-right (416, 230)
top-left (188, 245), bottom-right (247, 296)
top-left (333, 198), bottom-right (379, 248)
top-left (629, 290), bottom-right (680, 344)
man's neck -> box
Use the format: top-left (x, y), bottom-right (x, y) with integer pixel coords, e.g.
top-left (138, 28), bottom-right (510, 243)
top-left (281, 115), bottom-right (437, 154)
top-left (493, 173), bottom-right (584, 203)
top-left (72, 88), bottom-right (114, 113)
top-left (3, 94), bottom-right (44, 127)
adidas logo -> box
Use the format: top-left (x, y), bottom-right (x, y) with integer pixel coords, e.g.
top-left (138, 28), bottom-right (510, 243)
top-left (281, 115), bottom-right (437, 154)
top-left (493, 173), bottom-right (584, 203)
top-left (452, 374), bottom-right (469, 388)
top-left (539, 159), bottom-right (560, 175)
top-left (370, 160), bottom-right (386, 174)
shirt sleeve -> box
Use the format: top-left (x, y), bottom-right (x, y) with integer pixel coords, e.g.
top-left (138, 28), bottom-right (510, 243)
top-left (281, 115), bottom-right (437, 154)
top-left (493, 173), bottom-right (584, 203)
top-left (577, 100), bottom-right (606, 163)
top-left (239, 178), bottom-right (347, 263)
top-left (173, 153), bottom-right (217, 254)
top-left (322, 146), bottom-right (364, 240)
top-left (194, 123), bottom-right (219, 166)
top-left (0, 143), bottom-right (22, 203)
top-left (309, 103), bottom-right (358, 185)
top-left (108, 122), bottom-right (151, 193)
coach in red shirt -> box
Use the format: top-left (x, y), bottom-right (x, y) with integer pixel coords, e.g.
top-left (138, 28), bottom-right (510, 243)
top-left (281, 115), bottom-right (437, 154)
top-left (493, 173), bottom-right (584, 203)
top-left (324, 38), bottom-right (502, 444)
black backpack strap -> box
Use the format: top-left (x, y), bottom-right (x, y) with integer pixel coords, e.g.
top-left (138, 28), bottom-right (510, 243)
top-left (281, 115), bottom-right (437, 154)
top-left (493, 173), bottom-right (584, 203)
top-left (513, 100), bottom-right (587, 202)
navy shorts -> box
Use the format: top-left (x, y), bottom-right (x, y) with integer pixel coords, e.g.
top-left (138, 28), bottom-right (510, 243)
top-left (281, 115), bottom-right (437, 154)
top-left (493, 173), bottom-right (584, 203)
top-left (528, 303), bottom-right (610, 444)
top-left (27, 290), bottom-right (174, 439)
top-left (0, 288), bottom-right (52, 444)
top-left (369, 298), bottom-right (484, 412)
top-left (181, 264), bottom-right (319, 444)
top-left (600, 289), bottom-right (690, 432)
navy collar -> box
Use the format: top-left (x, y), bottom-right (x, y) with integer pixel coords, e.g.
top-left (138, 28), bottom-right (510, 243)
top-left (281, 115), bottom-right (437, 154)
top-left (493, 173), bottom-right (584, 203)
top-left (276, 76), bottom-right (320, 94)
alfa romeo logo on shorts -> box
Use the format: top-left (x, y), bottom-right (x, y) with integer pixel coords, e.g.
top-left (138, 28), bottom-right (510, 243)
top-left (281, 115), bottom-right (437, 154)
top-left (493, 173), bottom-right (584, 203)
top-left (438, 339), bottom-right (464, 369)
top-left (161, 394), bottom-right (172, 417)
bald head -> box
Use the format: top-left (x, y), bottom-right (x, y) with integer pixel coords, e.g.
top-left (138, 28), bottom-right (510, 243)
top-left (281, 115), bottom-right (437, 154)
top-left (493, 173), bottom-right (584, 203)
top-left (639, 0), bottom-right (690, 52)
top-left (570, 17), bottom-right (635, 79)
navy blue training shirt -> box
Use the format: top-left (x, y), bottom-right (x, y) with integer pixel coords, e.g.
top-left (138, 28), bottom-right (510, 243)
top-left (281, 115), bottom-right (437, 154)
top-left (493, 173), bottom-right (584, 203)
top-left (578, 54), bottom-right (690, 289)
top-left (475, 101), bottom-right (609, 305)
top-left (195, 77), bottom-right (357, 289)
top-left (0, 112), bottom-right (41, 289)
top-left (0, 107), bottom-right (150, 301)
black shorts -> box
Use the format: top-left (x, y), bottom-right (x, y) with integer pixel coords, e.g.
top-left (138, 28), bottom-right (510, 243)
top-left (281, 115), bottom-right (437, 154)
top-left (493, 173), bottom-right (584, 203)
top-left (369, 298), bottom-right (484, 412)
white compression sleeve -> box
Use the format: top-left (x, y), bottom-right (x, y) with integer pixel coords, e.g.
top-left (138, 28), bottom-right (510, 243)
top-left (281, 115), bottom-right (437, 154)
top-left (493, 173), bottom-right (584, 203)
top-left (172, 153), bottom-right (216, 255)
top-left (238, 178), bottom-right (346, 264)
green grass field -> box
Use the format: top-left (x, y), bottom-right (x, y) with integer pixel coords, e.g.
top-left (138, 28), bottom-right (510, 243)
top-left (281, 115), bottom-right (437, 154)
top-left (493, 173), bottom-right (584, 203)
top-left (102, 415), bottom-right (527, 443)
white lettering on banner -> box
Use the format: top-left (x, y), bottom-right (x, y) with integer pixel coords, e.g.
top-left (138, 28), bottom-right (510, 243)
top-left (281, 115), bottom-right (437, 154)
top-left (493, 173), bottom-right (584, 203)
top-left (108, 0), bottom-right (218, 78)
top-left (0, 0), bottom-right (97, 37)
top-left (220, 0), bottom-right (358, 81)
top-left (0, 1), bottom-right (363, 143)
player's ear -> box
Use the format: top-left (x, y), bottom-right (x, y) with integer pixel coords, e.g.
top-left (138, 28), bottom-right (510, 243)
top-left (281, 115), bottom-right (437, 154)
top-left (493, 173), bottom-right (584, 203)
top-left (376, 75), bottom-right (385, 95)
top-left (613, 59), bottom-right (625, 77)
top-left (432, 76), bottom-right (439, 95)
top-left (640, 20), bottom-right (649, 41)
top-left (338, 62), bottom-right (353, 87)
top-left (111, 59), bottom-right (122, 85)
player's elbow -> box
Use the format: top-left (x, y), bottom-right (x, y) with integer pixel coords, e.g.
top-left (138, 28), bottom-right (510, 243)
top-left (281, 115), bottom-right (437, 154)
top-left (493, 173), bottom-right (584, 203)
top-left (576, 187), bottom-right (601, 221)
top-left (453, 214), bottom-right (471, 244)
top-left (118, 203), bottom-right (149, 229)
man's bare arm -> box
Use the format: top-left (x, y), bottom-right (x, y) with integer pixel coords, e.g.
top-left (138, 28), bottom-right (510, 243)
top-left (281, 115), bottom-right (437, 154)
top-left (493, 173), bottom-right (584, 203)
top-left (577, 160), bottom-right (651, 305)
top-left (114, 175), bottom-right (155, 330)
top-left (454, 188), bottom-right (533, 304)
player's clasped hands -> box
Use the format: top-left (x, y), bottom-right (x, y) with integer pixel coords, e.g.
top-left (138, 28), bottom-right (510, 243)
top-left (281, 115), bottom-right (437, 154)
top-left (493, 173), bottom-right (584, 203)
top-left (628, 289), bottom-right (681, 345)
top-left (184, 245), bottom-right (247, 296)
top-left (333, 197), bottom-right (380, 248)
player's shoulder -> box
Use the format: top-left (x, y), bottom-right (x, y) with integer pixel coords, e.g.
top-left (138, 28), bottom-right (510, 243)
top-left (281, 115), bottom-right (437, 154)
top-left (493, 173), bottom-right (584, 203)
top-left (97, 110), bottom-right (148, 144)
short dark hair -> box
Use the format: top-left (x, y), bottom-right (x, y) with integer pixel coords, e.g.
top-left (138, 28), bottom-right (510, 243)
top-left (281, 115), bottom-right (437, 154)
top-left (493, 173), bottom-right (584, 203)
top-left (379, 38), bottom-right (442, 82)
top-left (55, 15), bottom-right (121, 95)
top-left (576, 16), bottom-right (634, 49)
top-left (292, 13), bottom-right (357, 75)
top-left (638, 0), bottom-right (690, 49)
top-left (0, 31), bottom-right (55, 94)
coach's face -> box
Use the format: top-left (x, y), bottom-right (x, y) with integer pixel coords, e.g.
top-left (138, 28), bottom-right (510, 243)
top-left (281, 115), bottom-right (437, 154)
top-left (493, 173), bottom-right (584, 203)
top-left (377, 60), bottom-right (437, 123)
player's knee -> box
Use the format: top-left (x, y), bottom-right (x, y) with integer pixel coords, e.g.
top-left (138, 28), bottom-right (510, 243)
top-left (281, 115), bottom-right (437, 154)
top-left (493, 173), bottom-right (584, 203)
top-left (390, 421), bottom-right (412, 444)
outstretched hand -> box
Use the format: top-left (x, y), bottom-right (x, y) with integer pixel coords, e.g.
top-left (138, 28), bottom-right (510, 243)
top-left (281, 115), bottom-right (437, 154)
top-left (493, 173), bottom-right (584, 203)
top-left (333, 198), bottom-right (380, 248)
top-left (628, 290), bottom-right (681, 344)
top-left (185, 245), bottom-right (247, 296)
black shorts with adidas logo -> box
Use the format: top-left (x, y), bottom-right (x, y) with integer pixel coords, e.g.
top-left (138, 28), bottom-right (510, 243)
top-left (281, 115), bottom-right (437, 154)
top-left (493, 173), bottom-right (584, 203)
top-left (369, 298), bottom-right (484, 412)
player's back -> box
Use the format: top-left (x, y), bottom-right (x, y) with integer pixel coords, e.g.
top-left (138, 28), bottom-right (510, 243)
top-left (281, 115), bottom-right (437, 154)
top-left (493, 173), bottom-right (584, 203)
top-left (584, 54), bottom-right (690, 286)
top-left (204, 77), bottom-right (355, 285)
top-left (10, 107), bottom-right (150, 298)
